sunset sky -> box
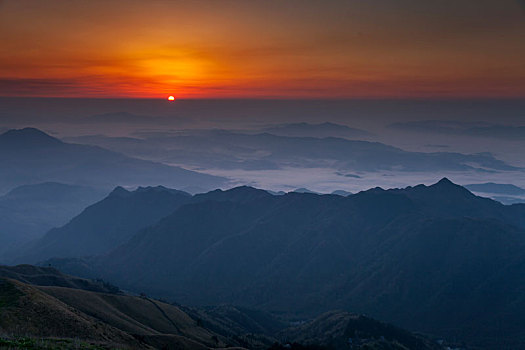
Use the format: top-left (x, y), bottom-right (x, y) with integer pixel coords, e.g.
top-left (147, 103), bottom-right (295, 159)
top-left (0, 0), bottom-right (524, 98)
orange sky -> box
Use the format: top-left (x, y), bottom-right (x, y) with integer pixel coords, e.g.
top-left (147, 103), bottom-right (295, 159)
top-left (0, 0), bottom-right (524, 98)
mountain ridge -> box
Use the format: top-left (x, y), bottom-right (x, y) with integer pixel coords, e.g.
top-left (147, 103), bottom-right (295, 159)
top-left (0, 182), bottom-right (107, 259)
top-left (62, 179), bottom-right (524, 349)
top-left (9, 179), bottom-right (525, 348)
top-left (16, 185), bottom-right (194, 263)
top-left (0, 127), bottom-right (227, 193)
top-left (0, 127), bottom-right (63, 148)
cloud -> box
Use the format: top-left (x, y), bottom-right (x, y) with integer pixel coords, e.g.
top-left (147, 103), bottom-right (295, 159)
top-left (0, 78), bottom-right (83, 96)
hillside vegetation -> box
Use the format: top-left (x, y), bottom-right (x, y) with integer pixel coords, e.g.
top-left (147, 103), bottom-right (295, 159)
top-left (0, 266), bottom-right (445, 350)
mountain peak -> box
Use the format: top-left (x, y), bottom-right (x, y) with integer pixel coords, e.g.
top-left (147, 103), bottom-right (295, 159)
top-left (195, 186), bottom-right (272, 203)
top-left (435, 177), bottom-right (455, 186)
top-left (224, 185), bottom-right (272, 198)
top-left (135, 185), bottom-right (191, 197)
top-left (108, 186), bottom-right (131, 198)
top-left (0, 128), bottom-right (62, 148)
top-left (422, 177), bottom-right (474, 198)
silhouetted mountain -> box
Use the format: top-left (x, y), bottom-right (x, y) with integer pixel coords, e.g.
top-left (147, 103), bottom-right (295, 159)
top-left (0, 127), bottom-right (62, 148)
top-left (194, 186), bottom-right (273, 203)
top-left (491, 196), bottom-right (525, 205)
top-left (0, 182), bottom-right (106, 258)
top-left (41, 179), bottom-right (522, 349)
top-left (18, 186), bottom-right (192, 263)
top-left (0, 127), bottom-right (226, 193)
top-left (392, 178), bottom-right (525, 227)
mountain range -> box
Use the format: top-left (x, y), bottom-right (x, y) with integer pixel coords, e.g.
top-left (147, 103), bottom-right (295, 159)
top-left (17, 186), bottom-right (192, 262)
top-left (9, 178), bottom-right (525, 349)
top-left (64, 129), bottom-right (518, 172)
top-left (0, 182), bottom-right (106, 258)
top-left (464, 182), bottom-right (525, 205)
top-left (465, 182), bottom-right (525, 196)
top-left (258, 122), bottom-right (371, 139)
top-left (0, 128), bottom-right (226, 193)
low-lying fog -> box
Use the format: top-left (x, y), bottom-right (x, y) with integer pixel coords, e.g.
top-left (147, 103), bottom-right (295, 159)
top-left (1, 97), bottom-right (524, 201)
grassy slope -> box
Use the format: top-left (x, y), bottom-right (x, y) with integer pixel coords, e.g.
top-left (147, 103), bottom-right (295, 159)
top-left (281, 311), bottom-right (442, 350)
top-left (0, 278), bottom-right (139, 348)
top-left (0, 278), bottom-right (250, 349)
top-left (39, 286), bottom-right (226, 347)
top-left (0, 268), bottom-right (446, 350)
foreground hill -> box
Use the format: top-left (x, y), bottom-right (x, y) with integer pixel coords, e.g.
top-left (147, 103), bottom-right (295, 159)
top-left (281, 311), bottom-right (443, 350)
top-left (0, 279), bottom-right (140, 348)
top-left (0, 127), bottom-right (226, 193)
top-left (35, 179), bottom-right (524, 349)
top-left (0, 267), bottom-right (243, 349)
top-left (0, 265), bottom-right (443, 350)
top-left (0, 182), bottom-right (106, 258)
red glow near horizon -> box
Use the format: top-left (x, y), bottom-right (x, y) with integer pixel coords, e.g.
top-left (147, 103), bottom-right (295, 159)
top-left (0, 1), bottom-right (523, 99)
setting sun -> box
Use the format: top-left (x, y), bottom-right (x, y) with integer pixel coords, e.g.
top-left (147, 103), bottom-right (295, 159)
top-left (167, 96), bottom-right (175, 101)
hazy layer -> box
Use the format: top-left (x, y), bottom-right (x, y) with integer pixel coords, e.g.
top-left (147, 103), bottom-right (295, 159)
top-left (1, 98), bottom-right (523, 200)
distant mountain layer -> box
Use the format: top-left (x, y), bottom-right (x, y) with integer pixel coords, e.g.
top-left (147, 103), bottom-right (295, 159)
top-left (0, 128), bottom-right (226, 193)
top-left (0, 182), bottom-right (106, 257)
top-left (331, 190), bottom-right (352, 196)
top-left (64, 129), bottom-right (519, 172)
top-left (465, 182), bottom-right (525, 195)
top-left (464, 183), bottom-right (525, 205)
top-left (26, 179), bottom-right (525, 349)
top-left (259, 122), bottom-right (370, 138)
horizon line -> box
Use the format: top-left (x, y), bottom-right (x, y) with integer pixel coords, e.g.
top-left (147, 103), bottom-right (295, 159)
top-left (1, 96), bottom-right (524, 101)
